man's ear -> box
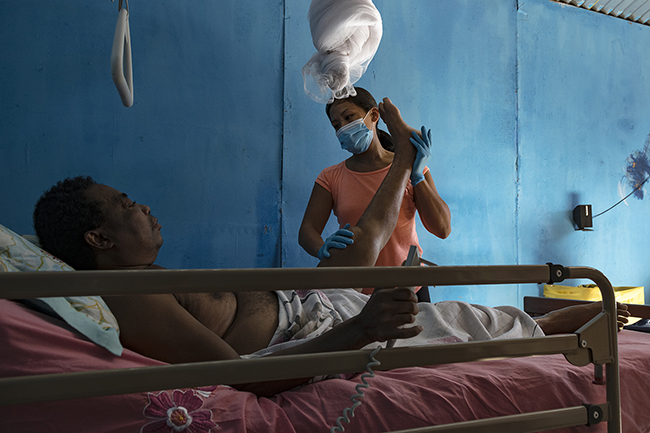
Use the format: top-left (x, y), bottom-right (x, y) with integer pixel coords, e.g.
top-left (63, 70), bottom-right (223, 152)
top-left (84, 229), bottom-right (113, 250)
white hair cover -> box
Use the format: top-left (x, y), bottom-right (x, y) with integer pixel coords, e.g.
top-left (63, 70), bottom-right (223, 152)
top-left (302, 0), bottom-right (382, 104)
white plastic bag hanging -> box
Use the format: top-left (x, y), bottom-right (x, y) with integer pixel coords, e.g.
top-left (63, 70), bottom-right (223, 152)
top-left (302, 0), bottom-right (382, 104)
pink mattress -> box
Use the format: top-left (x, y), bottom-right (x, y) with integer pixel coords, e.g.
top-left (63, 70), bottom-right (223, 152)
top-left (1, 299), bottom-right (649, 433)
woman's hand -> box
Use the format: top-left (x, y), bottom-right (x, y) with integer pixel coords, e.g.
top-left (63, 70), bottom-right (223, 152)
top-left (410, 126), bottom-right (432, 186)
top-left (317, 223), bottom-right (355, 259)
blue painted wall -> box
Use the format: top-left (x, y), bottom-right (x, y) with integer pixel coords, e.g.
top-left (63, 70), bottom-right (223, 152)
top-left (0, 0), bottom-right (285, 269)
top-left (1, 0), bottom-right (649, 308)
top-left (516, 0), bottom-right (650, 303)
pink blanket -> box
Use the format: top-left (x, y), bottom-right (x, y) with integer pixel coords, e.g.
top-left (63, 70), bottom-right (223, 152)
top-left (1, 299), bottom-right (649, 433)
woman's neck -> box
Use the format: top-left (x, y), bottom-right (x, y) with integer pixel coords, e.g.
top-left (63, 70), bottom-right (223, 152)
top-left (345, 145), bottom-right (394, 172)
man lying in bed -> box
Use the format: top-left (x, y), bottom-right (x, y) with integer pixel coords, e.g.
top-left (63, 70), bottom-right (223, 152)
top-left (32, 98), bottom-right (629, 397)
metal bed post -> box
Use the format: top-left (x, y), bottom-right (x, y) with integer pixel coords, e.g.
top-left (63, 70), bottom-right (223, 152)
top-left (0, 263), bottom-right (622, 432)
top-left (565, 266), bottom-right (621, 433)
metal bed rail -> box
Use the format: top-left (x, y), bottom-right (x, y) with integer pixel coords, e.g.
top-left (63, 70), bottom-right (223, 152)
top-left (0, 264), bottom-right (621, 432)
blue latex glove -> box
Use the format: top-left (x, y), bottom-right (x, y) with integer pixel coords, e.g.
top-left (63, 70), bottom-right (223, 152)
top-left (409, 126), bottom-right (432, 186)
top-left (317, 223), bottom-right (354, 260)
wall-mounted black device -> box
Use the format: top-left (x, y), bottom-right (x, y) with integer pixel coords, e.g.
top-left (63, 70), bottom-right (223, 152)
top-left (573, 205), bottom-right (593, 231)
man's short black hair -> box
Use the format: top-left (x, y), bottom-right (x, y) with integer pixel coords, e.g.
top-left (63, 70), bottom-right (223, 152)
top-left (33, 176), bottom-right (104, 270)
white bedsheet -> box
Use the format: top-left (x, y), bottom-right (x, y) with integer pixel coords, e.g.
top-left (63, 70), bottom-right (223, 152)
top-left (245, 289), bottom-right (542, 358)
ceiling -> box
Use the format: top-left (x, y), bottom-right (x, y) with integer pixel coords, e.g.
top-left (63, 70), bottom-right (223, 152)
top-left (552, 0), bottom-right (650, 25)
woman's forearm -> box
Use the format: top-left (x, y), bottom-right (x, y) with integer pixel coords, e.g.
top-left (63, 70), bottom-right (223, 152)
top-left (413, 172), bottom-right (451, 239)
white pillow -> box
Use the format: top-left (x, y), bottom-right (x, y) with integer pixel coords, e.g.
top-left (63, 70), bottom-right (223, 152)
top-left (0, 224), bottom-right (123, 355)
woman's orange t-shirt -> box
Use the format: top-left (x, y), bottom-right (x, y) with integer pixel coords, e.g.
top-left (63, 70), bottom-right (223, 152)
top-left (316, 161), bottom-right (429, 294)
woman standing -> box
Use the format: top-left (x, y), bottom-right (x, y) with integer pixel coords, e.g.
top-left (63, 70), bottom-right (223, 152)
top-left (299, 88), bottom-right (451, 296)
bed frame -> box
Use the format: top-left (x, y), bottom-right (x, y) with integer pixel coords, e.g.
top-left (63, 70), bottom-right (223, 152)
top-left (0, 263), bottom-right (626, 432)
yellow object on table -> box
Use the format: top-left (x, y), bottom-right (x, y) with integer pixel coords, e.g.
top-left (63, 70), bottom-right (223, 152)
top-left (544, 284), bottom-right (645, 322)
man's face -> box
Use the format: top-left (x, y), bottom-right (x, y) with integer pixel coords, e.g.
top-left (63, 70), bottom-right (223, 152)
top-left (85, 184), bottom-right (163, 268)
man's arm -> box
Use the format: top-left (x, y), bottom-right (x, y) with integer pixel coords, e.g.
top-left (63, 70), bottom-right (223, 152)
top-left (104, 287), bottom-right (420, 397)
top-left (103, 293), bottom-right (241, 363)
top-left (104, 294), bottom-right (309, 396)
top-left (238, 286), bottom-right (421, 396)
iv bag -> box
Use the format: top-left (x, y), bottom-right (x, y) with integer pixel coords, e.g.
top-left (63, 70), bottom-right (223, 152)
top-left (302, 0), bottom-right (382, 104)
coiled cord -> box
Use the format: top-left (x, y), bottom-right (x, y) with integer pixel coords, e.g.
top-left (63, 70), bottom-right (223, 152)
top-left (329, 346), bottom-right (381, 433)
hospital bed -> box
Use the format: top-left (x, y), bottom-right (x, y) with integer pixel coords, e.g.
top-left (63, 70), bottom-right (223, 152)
top-left (1, 233), bottom-right (650, 432)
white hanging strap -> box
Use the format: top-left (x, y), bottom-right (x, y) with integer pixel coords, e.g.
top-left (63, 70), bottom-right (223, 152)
top-left (111, 0), bottom-right (133, 107)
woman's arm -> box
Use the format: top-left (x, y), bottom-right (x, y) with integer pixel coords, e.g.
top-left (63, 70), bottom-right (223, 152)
top-left (298, 183), bottom-right (335, 257)
top-left (413, 170), bottom-right (451, 239)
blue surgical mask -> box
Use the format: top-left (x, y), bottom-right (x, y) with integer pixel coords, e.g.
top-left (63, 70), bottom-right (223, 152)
top-left (336, 112), bottom-right (373, 154)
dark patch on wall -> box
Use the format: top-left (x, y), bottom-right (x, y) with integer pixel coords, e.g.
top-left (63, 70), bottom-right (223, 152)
top-left (624, 132), bottom-right (650, 200)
